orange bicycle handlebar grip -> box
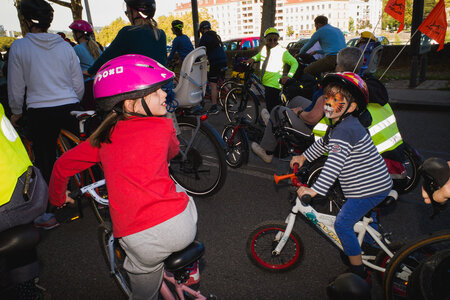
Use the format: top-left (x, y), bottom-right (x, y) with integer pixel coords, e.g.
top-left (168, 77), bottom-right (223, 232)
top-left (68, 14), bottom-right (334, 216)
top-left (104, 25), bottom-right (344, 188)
top-left (273, 173), bottom-right (296, 184)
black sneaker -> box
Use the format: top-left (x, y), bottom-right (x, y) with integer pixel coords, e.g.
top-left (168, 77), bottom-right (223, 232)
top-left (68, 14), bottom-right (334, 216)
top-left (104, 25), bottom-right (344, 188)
top-left (208, 105), bottom-right (219, 115)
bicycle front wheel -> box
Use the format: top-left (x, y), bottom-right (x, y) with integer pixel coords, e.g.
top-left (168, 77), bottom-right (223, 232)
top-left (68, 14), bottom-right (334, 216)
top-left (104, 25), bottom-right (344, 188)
top-left (246, 221), bottom-right (304, 272)
top-left (170, 117), bottom-right (227, 197)
top-left (221, 125), bottom-right (249, 168)
top-left (224, 87), bottom-right (259, 124)
top-left (98, 222), bottom-right (131, 297)
top-left (383, 230), bottom-right (450, 300)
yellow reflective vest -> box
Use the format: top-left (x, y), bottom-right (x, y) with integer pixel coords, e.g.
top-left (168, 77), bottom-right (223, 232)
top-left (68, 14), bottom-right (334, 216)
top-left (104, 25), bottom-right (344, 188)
top-left (0, 104), bottom-right (32, 206)
top-left (312, 103), bottom-right (403, 154)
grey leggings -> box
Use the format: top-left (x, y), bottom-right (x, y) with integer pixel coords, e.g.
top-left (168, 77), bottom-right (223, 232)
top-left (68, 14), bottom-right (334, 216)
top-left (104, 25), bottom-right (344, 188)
top-left (260, 96), bottom-right (313, 152)
top-left (119, 189), bottom-right (198, 300)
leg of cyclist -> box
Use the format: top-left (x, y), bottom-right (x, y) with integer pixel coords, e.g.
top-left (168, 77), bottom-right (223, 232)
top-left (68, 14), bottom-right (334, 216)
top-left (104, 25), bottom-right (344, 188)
top-left (252, 98), bottom-right (312, 163)
top-left (207, 65), bottom-right (226, 115)
top-left (334, 191), bottom-right (389, 279)
top-left (263, 86), bottom-right (282, 113)
top-left (303, 55), bottom-right (337, 76)
top-left (118, 198), bottom-right (197, 299)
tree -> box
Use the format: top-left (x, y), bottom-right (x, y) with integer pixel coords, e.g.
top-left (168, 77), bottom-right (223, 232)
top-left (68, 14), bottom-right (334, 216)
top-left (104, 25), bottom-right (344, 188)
top-left (47, 0), bottom-right (83, 21)
top-left (13, 0), bottom-right (28, 36)
top-left (0, 37), bottom-right (17, 52)
top-left (96, 18), bottom-right (130, 47)
top-left (157, 9), bottom-right (216, 43)
top-left (286, 25), bottom-right (295, 37)
top-left (260, 0), bottom-right (276, 42)
top-left (348, 17), bottom-right (355, 32)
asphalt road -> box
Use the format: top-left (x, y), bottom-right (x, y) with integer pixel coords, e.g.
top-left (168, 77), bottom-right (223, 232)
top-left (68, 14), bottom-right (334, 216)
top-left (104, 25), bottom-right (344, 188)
top-left (37, 106), bottom-right (450, 300)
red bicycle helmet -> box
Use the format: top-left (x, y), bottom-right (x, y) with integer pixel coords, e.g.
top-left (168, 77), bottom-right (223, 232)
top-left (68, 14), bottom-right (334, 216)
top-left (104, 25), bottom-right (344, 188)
top-left (69, 20), bottom-right (93, 34)
top-left (322, 72), bottom-right (369, 113)
top-left (94, 54), bottom-right (174, 112)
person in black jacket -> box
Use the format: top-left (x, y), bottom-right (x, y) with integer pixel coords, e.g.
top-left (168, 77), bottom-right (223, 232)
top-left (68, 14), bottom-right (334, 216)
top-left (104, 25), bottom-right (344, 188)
top-left (198, 20), bottom-right (227, 115)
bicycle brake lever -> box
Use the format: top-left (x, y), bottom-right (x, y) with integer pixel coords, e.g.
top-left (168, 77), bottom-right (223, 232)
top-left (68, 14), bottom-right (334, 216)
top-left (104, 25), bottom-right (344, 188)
top-left (423, 176), bottom-right (448, 219)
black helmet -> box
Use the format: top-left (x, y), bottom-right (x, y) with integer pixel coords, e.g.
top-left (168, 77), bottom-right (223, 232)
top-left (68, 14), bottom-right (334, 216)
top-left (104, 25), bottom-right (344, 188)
top-left (124, 0), bottom-right (156, 18)
top-left (20, 0), bottom-right (54, 27)
top-left (327, 273), bottom-right (371, 300)
top-left (172, 20), bottom-right (184, 29)
top-left (199, 20), bottom-right (211, 30)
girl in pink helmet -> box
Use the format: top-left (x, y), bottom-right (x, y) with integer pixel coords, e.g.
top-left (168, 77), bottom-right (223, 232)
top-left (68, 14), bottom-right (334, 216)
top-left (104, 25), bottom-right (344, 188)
top-left (69, 20), bottom-right (103, 72)
top-left (49, 55), bottom-right (198, 299)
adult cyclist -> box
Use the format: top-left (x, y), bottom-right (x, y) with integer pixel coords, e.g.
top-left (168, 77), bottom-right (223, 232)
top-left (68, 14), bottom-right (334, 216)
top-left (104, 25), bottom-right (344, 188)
top-left (167, 20), bottom-right (194, 68)
top-left (85, 0), bottom-right (175, 105)
top-left (198, 20), bottom-right (227, 115)
top-left (298, 16), bottom-right (346, 76)
top-left (8, 0), bottom-right (84, 185)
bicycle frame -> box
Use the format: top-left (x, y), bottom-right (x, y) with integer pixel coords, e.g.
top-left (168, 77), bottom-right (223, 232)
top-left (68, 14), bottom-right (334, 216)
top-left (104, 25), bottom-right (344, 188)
top-left (277, 196), bottom-right (395, 272)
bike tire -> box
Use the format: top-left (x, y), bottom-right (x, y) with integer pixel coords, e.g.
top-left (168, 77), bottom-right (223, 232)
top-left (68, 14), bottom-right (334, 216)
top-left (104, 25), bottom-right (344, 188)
top-left (170, 116), bottom-right (227, 197)
top-left (246, 221), bottom-right (304, 272)
top-left (399, 143), bottom-right (422, 194)
top-left (218, 79), bottom-right (239, 108)
top-left (98, 222), bottom-right (132, 297)
top-left (383, 230), bottom-right (450, 300)
top-left (306, 159), bottom-right (345, 216)
top-left (373, 242), bottom-right (405, 283)
top-left (224, 87), bottom-right (259, 124)
top-left (221, 125), bottom-right (249, 168)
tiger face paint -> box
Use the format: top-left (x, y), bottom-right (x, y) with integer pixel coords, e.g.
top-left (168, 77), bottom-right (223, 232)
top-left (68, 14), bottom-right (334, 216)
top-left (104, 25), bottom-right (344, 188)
top-left (323, 90), bottom-right (349, 121)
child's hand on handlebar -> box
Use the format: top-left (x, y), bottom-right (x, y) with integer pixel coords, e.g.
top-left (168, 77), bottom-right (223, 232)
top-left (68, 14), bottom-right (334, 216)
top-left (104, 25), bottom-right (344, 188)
top-left (64, 190), bottom-right (75, 205)
top-left (290, 154), bottom-right (306, 169)
top-left (297, 186), bottom-right (317, 198)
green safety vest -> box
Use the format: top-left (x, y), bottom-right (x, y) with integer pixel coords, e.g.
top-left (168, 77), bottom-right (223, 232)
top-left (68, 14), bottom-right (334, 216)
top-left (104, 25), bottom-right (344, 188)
top-left (0, 104), bottom-right (32, 206)
top-left (312, 103), bottom-right (403, 154)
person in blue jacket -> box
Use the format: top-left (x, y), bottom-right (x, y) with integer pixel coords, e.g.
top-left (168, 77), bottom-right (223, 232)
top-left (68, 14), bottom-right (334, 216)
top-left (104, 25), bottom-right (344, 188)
top-left (299, 15), bottom-right (346, 76)
top-left (167, 20), bottom-right (194, 68)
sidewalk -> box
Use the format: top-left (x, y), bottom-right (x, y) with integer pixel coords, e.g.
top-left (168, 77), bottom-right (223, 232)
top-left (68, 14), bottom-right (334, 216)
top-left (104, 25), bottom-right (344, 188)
top-left (385, 80), bottom-right (450, 108)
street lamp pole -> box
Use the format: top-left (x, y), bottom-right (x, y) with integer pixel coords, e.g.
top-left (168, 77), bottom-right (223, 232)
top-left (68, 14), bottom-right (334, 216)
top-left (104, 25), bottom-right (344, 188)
top-left (191, 0), bottom-right (199, 47)
top-left (84, 0), bottom-right (93, 26)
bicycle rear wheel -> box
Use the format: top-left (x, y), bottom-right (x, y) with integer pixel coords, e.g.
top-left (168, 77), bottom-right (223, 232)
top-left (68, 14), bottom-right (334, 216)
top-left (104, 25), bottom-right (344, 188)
top-left (383, 230), bottom-right (450, 300)
top-left (224, 87), bottom-right (259, 124)
top-left (170, 116), bottom-right (227, 197)
top-left (246, 221), bottom-right (304, 272)
top-left (218, 79), bottom-right (239, 108)
top-left (398, 143), bottom-right (422, 194)
top-left (221, 125), bottom-right (249, 168)
top-left (98, 222), bottom-right (131, 297)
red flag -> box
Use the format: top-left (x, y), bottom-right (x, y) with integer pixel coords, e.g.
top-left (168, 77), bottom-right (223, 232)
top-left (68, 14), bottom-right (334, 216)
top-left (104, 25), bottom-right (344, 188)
top-left (384, 0), bottom-right (406, 33)
top-left (418, 0), bottom-right (448, 51)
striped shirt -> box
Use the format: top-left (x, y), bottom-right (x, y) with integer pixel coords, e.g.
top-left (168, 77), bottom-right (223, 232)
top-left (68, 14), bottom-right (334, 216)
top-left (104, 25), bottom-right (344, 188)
top-left (304, 116), bottom-right (392, 198)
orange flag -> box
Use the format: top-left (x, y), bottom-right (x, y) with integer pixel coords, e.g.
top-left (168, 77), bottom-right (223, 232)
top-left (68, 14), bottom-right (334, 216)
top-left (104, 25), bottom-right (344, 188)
top-left (418, 0), bottom-right (448, 51)
top-left (384, 0), bottom-right (406, 33)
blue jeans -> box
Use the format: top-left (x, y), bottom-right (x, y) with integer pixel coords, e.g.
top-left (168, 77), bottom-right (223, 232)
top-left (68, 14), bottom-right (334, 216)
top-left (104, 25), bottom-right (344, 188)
top-left (334, 191), bottom-right (389, 256)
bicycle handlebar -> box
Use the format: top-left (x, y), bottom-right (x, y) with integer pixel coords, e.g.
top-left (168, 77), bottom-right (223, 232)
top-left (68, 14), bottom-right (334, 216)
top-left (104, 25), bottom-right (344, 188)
top-left (420, 157), bottom-right (449, 218)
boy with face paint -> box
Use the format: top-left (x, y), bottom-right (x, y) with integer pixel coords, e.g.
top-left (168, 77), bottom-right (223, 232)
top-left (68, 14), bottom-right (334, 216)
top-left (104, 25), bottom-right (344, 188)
top-left (290, 72), bottom-right (392, 281)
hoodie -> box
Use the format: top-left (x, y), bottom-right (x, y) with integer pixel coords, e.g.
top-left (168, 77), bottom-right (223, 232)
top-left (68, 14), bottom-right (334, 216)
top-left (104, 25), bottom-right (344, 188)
top-left (8, 33), bottom-right (84, 114)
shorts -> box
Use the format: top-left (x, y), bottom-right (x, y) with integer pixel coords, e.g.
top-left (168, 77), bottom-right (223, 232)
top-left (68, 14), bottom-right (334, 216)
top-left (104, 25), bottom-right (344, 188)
top-left (208, 64), bottom-right (227, 83)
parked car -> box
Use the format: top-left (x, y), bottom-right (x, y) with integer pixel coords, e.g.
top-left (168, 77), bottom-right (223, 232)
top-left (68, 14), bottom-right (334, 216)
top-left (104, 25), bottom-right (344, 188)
top-left (346, 36), bottom-right (390, 47)
top-left (286, 38), bottom-right (310, 51)
top-left (222, 37), bottom-right (260, 51)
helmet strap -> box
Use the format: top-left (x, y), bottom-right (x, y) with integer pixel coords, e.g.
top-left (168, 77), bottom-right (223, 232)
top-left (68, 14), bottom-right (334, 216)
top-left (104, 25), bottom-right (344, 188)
top-left (140, 97), bottom-right (153, 116)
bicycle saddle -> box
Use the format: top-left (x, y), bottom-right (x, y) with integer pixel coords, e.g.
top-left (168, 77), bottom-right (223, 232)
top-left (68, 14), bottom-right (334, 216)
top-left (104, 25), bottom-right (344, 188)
top-left (70, 110), bottom-right (96, 120)
top-left (164, 240), bottom-right (204, 272)
top-left (0, 224), bottom-right (40, 271)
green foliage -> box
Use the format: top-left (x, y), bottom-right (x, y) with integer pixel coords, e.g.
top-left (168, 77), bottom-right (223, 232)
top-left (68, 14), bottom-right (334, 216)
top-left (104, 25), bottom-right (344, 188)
top-left (157, 9), bottom-right (217, 43)
top-left (0, 37), bottom-right (17, 52)
top-left (286, 25), bottom-right (295, 37)
top-left (96, 18), bottom-right (130, 47)
top-left (348, 17), bottom-right (355, 32)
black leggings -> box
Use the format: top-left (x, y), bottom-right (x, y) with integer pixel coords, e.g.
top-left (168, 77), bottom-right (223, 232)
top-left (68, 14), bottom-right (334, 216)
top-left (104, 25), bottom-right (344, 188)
top-left (26, 103), bottom-right (81, 184)
top-left (264, 86), bottom-right (282, 113)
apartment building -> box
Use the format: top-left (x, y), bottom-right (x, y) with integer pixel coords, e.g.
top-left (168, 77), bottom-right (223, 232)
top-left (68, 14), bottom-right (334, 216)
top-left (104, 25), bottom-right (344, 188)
top-left (174, 0), bottom-right (382, 41)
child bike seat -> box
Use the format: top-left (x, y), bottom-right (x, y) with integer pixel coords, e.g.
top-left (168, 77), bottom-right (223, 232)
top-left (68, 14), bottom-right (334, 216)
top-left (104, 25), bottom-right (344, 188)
top-left (164, 240), bottom-right (204, 272)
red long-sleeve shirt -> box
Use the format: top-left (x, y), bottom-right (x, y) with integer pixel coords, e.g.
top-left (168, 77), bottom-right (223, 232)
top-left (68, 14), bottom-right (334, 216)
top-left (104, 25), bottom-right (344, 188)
top-left (49, 117), bottom-right (188, 237)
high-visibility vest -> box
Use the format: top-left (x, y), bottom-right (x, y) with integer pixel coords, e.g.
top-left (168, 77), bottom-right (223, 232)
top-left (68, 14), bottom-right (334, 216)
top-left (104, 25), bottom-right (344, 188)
top-left (312, 103), bottom-right (403, 154)
top-left (0, 104), bottom-right (32, 206)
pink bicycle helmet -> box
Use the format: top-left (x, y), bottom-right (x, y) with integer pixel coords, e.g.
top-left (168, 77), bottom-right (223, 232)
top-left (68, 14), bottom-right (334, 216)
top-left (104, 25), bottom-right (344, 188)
top-left (94, 54), bottom-right (174, 112)
top-left (69, 20), bottom-right (93, 33)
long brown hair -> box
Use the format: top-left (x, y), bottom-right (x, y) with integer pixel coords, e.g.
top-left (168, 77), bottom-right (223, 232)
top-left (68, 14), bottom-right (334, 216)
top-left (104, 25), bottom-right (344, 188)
top-left (89, 109), bottom-right (126, 148)
top-left (85, 37), bottom-right (101, 59)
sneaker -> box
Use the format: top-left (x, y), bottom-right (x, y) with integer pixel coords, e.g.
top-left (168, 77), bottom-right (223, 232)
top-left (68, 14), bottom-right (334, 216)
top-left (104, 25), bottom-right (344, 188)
top-left (34, 213), bottom-right (60, 230)
top-left (207, 104), bottom-right (220, 115)
top-left (185, 261), bottom-right (200, 286)
top-left (260, 108), bottom-right (270, 126)
top-left (251, 142), bottom-right (273, 163)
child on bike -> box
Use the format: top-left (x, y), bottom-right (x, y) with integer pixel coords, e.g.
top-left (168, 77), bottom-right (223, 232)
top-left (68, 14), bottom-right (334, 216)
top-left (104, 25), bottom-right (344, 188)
top-left (290, 72), bottom-right (392, 280)
top-left (49, 55), bottom-right (198, 299)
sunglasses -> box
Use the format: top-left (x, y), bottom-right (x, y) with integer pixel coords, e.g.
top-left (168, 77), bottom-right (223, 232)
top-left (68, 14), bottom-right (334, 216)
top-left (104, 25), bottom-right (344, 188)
top-left (124, 10), bottom-right (129, 16)
top-left (266, 37), bottom-right (278, 42)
